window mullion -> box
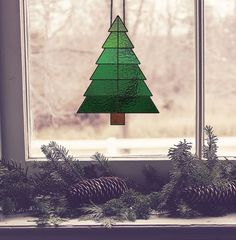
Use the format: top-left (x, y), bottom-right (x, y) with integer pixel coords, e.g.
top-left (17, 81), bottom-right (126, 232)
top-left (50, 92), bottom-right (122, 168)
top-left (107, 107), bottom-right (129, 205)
top-left (195, 0), bottom-right (205, 159)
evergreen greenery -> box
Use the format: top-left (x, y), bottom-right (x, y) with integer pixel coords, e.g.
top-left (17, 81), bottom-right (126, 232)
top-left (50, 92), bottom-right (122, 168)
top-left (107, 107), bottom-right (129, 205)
top-left (142, 165), bottom-right (164, 193)
top-left (0, 159), bottom-right (34, 214)
top-left (80, 189), bottom-right (159, 223)
top-left (33, 195), bottom-right (68, 226)
top-left (157, 125), bottom-right (236, 217)
top-left (0, 141), bottom-right (114, 225)
top-left (0, 127), bottom-right (235, 226)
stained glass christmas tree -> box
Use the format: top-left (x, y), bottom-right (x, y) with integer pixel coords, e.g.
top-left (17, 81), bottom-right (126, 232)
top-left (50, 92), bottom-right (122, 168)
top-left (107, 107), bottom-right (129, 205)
top-left (77, 16), bottom-right (159, 125)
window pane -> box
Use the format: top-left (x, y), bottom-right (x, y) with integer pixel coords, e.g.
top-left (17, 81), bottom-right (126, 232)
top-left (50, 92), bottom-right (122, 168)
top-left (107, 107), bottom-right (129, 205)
top-left (27, 0), bottom-right (195, 157)
top-left (205, 0), bottom-right (236, 156)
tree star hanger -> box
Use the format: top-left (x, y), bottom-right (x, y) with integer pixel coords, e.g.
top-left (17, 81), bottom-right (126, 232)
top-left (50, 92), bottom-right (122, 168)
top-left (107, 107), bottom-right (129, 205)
top-left (77, 0), bottom-right (159, 125)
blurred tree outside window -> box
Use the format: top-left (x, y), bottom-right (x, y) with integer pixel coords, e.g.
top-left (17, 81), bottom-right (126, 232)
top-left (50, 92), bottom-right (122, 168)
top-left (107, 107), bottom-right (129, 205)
top-left (205, 0), bottom-right (236, 156)
top-left (27, 0), bottom-right (236, 157)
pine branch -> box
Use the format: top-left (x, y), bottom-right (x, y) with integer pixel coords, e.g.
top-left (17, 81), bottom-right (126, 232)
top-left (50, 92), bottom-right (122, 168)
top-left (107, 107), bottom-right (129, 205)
top-left (91, 152), bottom-right (112, 176)
top-left (0, 158), bottom-right (28, 177)
top-left (158, 139), bottom-right (213, 214)
top-left (32, 170), bottom-right (67, 196)
top-left (0, 159), bottom-right (34, 212)
top-left (33, 195), bottom-right (68, 226)
top-left (204, 125), bottom-right (218, 169)
top-left (80, 204), bottom-right (117, 228)
top-left (41, 141), bottom-right (85, 184)
top-left (80, 203), bottom-right (104, 220)
top-left (203, 126), bottom-right (234, 182)
top-left (140, 165), bottom-right (163, 193)
top-left (168, 140), bottom-right (193, 166)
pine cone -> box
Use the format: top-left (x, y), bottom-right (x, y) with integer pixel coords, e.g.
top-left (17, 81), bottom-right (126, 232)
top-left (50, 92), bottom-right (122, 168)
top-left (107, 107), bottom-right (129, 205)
top-left (183, 181), bottom-right (236, 204)
top-left (68, 177), bottom-right (128, 205)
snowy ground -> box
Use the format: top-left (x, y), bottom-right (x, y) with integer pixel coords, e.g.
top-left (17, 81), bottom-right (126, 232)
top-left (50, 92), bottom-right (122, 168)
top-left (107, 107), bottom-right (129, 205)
top-left (30, 137), bottom-right (236, 158)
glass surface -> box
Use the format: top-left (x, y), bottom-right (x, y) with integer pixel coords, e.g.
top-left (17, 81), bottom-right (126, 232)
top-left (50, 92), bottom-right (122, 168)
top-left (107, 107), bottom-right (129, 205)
top-left (27, 0), bottom-right (195, 157)
top-left (205, 0), bottom-right (236, 156)
top-left (78, 97), bottom-right (158, 113)
top-left (91, 65), bottom-right (146, 80)
top-left (79, 16), bottom-right (157, 114)
top-left (85, 81), bottom-right (151, 96)
top-left (97, 49), bottom-right (140, 64)
top-left (103, 32), bottom-right (134, 48)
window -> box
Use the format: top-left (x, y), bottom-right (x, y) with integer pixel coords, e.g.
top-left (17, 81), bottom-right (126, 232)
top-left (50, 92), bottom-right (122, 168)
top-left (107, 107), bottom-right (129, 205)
top-left (27, 0), bottom-right (195, 158)
top-left (1, 0), bottom-right (236, 164)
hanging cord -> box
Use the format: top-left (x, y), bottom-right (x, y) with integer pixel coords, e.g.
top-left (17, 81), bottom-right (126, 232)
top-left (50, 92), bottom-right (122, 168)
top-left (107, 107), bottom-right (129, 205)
top-left (123, 0), bottom-right (126, 25)
top-left (110, 0), bottom-right (113, 26)
top-left (110, 0), bottom-right (126, 25)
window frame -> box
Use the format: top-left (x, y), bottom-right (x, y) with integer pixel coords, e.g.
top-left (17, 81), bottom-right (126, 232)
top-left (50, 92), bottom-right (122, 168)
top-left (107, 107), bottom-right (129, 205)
top-left (0, 0), bottom-right (221, 172)
top-left (1, 1), bottom-right (236, 236)
top-left (0, 0), bottom-right (29, 165)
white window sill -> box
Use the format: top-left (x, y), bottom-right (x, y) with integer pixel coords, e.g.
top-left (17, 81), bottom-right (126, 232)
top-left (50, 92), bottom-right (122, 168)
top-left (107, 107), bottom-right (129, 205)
top-left (0, 214), bottom-right (235, 240)
top-left (0, 214), bottom-right (235, 227)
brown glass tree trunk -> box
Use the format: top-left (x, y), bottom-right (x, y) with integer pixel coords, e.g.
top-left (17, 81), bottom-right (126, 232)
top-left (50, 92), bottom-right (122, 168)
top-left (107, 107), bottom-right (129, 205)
top-left (110, 113), bottom-right (125, 125)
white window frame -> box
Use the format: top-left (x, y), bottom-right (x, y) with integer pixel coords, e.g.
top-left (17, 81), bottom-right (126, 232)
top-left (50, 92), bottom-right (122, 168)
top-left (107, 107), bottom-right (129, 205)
top-left (0, 0), bottom-right (29, 165)
top-left (0, 0), bottom-right (220, 176)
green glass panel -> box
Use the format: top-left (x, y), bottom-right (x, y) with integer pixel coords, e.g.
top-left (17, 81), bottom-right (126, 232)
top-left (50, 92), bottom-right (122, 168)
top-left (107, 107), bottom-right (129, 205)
top-left (77, 96), bottom-right (159, 113)
top-left (96, 49), bottom-right (117, 64)
top-left (91, 65), bottom-right (146, 80)
top-left (103, 32), bottom-right (134, 49)
top-left (91, 65), bottom-right (117, 80)
top-left (108, 16), bottom-right (128, 32)
top-left (96, 49), bottom-right (140, 64)
top-left (84, 80), bottom-right (152, 96)
top-left (120, 97), bottom-right (159, 113)
top-left (119, 65), bottom-right (146, 80)
top-left (119, 49), bottom-right (140, 64)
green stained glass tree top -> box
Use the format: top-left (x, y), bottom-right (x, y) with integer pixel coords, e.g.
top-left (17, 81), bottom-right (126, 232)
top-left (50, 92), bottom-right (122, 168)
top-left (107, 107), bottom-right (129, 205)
top-left (108, 16), bottom-right (128, 32)
top-left (103, 32), bottom-right (134, 49)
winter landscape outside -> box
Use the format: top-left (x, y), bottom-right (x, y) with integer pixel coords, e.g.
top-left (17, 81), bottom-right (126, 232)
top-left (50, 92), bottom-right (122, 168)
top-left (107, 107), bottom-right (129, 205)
top-left (27, 0), bottom-right (236, 157)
